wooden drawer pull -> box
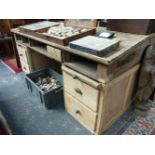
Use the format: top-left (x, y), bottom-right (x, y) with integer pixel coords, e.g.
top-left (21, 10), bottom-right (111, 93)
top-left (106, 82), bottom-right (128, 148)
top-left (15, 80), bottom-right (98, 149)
top-left (75, 110), bottom-right (81, 114)
top-left (74, 88), bottom-right (83, 95)
top-left (19, 54), bottom-right (23, 56)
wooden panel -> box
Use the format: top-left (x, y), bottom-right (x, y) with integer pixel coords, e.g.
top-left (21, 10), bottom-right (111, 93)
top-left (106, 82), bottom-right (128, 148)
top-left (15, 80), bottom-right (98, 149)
top-left (64, 92), bottom-right (97, 132)
top-left (123, 71), bottom-right (138, 109)
top-left (96, 65), bottom-right (140, 134)
top-left (16, 43), bottom-right (29, 65)
top-left (62, 65), bottom-right (100, 112)
top-left (47, 45), bottom-right (62, 62)
top-left (100, 77), bottom-right (130, 131)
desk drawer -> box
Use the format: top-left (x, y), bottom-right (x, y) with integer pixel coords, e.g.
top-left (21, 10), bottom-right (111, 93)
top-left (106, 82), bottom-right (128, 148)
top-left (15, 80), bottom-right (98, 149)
top-left (62, 65), bottom-right (100, 112)
top-left (47, 46), bottom-right (62, 62)
top-left (65, 92), bottom-right (97, 132)
top-left (20, 60), bottom-right (31, 73)
top-left (16, 43), bottom-right (29, 64)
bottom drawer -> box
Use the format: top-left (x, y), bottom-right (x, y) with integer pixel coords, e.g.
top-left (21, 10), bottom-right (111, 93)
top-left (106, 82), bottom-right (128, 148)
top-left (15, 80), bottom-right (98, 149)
top-left (21, 61), bottom-right (31, 73)
top-left (64, 92), bottom-right (97, 132)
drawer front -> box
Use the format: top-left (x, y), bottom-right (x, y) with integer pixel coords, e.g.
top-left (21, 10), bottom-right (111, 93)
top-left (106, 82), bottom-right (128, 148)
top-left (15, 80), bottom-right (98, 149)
top-left (20, 61), bottom-right (31, 73)
top-left (62, 66), bottom-right (100, 112)
top-left (47, 46), bottom-right (62, 62)
top-left (17, 43), bottom-right (29, 64)
top-left (65, 92), bottom-right (97, 132)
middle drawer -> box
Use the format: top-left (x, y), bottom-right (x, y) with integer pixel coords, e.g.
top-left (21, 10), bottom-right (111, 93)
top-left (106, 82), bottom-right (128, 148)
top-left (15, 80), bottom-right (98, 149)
top-left (62, 65), bottom-right (100, 112)
top-left (16, 43), bottom-right (29, 65)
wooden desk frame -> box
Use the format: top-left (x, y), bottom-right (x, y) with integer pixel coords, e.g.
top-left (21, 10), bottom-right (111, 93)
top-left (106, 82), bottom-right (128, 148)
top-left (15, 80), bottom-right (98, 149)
top-left (11, 27), bottom-right (155, 134)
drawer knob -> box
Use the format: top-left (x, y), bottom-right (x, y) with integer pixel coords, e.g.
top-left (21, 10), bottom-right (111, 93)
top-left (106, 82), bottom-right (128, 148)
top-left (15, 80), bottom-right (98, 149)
top-left (75, 110), bottom-right (81, 114)
top-left (75, 88), bottom-right (83, 95)
top-left (19, 54), bottom-right (23, 56)
top-left (18, 45), bottom-right (22, 47)
top-left (73, 75), bottom-right (79, 80)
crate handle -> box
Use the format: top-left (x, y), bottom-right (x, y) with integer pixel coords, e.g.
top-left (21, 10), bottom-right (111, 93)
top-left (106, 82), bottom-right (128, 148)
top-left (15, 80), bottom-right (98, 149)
top-left (54, 87), bottom-right (63, 93)
top-left (39, 92), bottom-right (43, 104)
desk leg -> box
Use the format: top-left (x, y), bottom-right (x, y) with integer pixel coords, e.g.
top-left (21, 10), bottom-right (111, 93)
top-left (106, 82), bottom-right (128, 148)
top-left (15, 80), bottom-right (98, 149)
top-left (11, 32), bottom-right (21, 68)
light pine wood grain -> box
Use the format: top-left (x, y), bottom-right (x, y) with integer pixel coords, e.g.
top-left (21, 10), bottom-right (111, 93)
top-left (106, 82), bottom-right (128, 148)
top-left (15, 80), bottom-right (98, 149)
top-left (64, 92), bottom-right (97, 132)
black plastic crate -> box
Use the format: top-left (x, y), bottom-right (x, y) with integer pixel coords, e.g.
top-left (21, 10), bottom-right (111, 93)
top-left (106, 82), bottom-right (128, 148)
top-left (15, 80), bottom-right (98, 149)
top-left (25, 68), bottom-right (63, 109)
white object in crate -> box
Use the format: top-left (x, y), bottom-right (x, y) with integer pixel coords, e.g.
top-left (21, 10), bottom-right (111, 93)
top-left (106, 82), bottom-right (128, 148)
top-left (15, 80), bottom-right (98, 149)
top-left (69, 35), bottom-right (120, 56)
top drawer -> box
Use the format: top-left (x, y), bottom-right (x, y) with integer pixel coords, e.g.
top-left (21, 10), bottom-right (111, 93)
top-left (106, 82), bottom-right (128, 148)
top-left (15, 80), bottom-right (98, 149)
top-left (16, 43), bottom-right (29, 64)
top-left (62, 65), bottom-right (100, 112)
top-left (47, 45), bottom-right (62, 62)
